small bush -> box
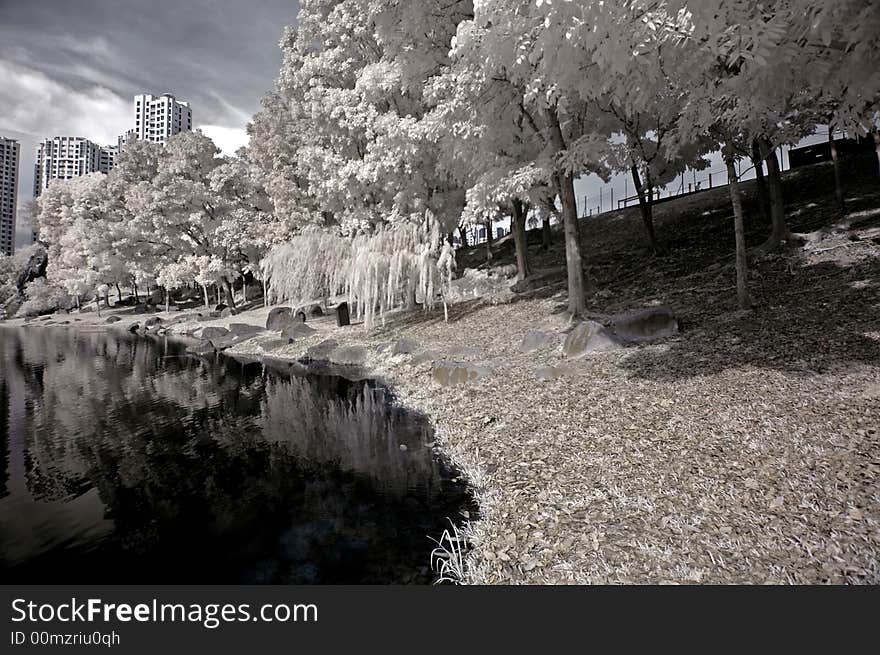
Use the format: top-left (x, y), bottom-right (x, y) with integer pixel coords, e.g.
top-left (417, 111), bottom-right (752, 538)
top-left (15, 278), bottom-right (72, 317)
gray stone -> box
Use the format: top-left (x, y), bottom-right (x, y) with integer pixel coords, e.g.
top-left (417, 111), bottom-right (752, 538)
top-left (331, 345), bottom-right (367, 366)
top-left (520, 330), bottom-right (554, 353)
top-left (144, 316), bottom-right (163, 328)
top-left (432, 361), bottom-right (492, 386)
top-left (610, 306), bottom-right (679, 343)
top-left (104, 316), bottom-right (122, 324)
top-left (260, 338), bottom-right (291, 352)
top-left (306, 339), bottom-right (338, 361)
top-left (210, 334), bottom-right (250, 351)
top-left (391, 338), bottom-right (420, 355)
top-left (266, 307), bottom-right (293, 330)
top-left (227, 323), bottom-right (264, 337)
top-left (127, 322), bottom-right (140, 333)
top-left (198, 326), bottom-right (230, 340)
top-left (562, 320), bottom-right (621, 358)
top-left (281, 322), bottom-right (316, 340)
top-left (219, 307), bottom-right (237, 318)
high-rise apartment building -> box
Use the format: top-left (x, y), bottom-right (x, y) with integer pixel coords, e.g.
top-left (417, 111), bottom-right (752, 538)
top-left (33, 136), bottom-right (117, 197)
top-left (0, 137), bottom-right (19, 256)
top-left (133, 93), bottom-right (192, 145)
top-left (99, 145), bottom-right (117, 174)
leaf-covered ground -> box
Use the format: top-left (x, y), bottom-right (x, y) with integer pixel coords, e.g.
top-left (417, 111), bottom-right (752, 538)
top-left (231, 157), bottom-right (880, 583)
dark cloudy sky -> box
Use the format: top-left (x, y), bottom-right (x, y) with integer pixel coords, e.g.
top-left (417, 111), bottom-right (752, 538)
top-left (0, 0), bottom-right (299, 247)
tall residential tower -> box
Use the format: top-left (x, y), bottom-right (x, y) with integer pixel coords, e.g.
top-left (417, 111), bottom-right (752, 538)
top-left (133, 93), bottom-right (192, 145)
top-left (0, 137), bottom-right (20, 256)
top-left (32, 136), bottom-right (116, 197)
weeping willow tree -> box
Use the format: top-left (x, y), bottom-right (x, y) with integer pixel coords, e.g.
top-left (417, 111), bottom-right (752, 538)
top-left (261, 213), bottom-right (455, 329)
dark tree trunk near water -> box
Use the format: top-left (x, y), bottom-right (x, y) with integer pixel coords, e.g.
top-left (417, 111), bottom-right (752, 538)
top-left (458, 224), bottom-right (469, 248)
top-left (873, 130), bottom-right (880, 179)
top-left (510, 198), bottom-right (531, 281)
top-left (116, 283), bottom-right (123, 305)
top-left (223, 279), bottom-right (236, 309)
top-left (541, 215), bottom-right (552, 250)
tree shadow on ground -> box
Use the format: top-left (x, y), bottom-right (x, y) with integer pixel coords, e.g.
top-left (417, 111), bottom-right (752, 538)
top-left (618, 257), bottom-right (880, 381)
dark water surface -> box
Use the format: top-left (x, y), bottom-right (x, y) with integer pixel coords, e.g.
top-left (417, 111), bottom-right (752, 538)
top-left (0, 326), bottom-right (472, 583)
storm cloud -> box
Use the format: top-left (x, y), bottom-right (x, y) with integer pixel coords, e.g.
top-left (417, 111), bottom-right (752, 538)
top-left (0, 0), bottom-right (299, 246)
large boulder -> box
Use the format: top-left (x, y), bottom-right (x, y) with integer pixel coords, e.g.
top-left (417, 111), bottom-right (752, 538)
top-left (562, 321), bottom-right (621, 358)
top-left (610, 306), bottom-right (679, 343)
top-left (197, 326), bottom-right (230, 340)
top-left (219, 307), bottom-right (237, 318)
top-left (306, 339), bottom-right (338, 361)
top-left (260, 338), bottom-right (291, 352)
top-left (266, 307), bottom-right (293, 330)
top-left (210, 334), bottom-right (251, 351)
top-left (432, 361), bottom-right (492, 386)
top-left (227, 323), bottom-right (264, 338)
top-left (143, 316), bottom-right (163, 328)
top-left (104, 316), bottom-right (122, 324)
top-left (281, 322), bottom-right (316, 340)
top-left (126, 322), bottom-right (140, 334)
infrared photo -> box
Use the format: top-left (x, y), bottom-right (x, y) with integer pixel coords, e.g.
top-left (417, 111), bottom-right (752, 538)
top-left (1, 0), bottom-right (879, 601)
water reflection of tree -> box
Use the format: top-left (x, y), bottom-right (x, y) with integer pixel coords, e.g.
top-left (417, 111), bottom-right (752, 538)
top-left (1, 328), bottom-right (472, 583)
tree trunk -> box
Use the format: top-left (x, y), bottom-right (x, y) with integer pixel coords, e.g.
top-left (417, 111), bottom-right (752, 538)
top-left (263, 281), bottom-right (268, 307)
top-left (458, 223), bottom-right (469, 248)
top-left (75, 295), bottom-right (80, 311)
top-left (758, 137), bottom-right (789, 250)
top-left (873, 130), bottom-right (880, 178)
top-left (223, 278), bottom-right (236, 309)
top-left (243, 281), bottom-right (248, 305)
top-left (510, 198), bottom-right (531, 281)
top-left (724, 151), bottom-right (751, 310)
top-left (202, 284), bottom-right (210, 310)
top-left (630, 165), bottom-right (659, 252)
top-left (484, 219), bottom-right (493, 264)
top-left (751, 141), bottom-right (770, 225)
top-left (541, 215), bottom-right (552, 250)
top-left (165, 289), bottom-right (170, 313)
top-left (829, 129), bottom-right (844, 212)
top-left (115, 283), bottom-right (123, 304)
top-left (133, 283), bottom-right (139, 304)
top-left (546, 106), bottom-right (588, 318)
top-left (104, 290), bottom-right (109, 308)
